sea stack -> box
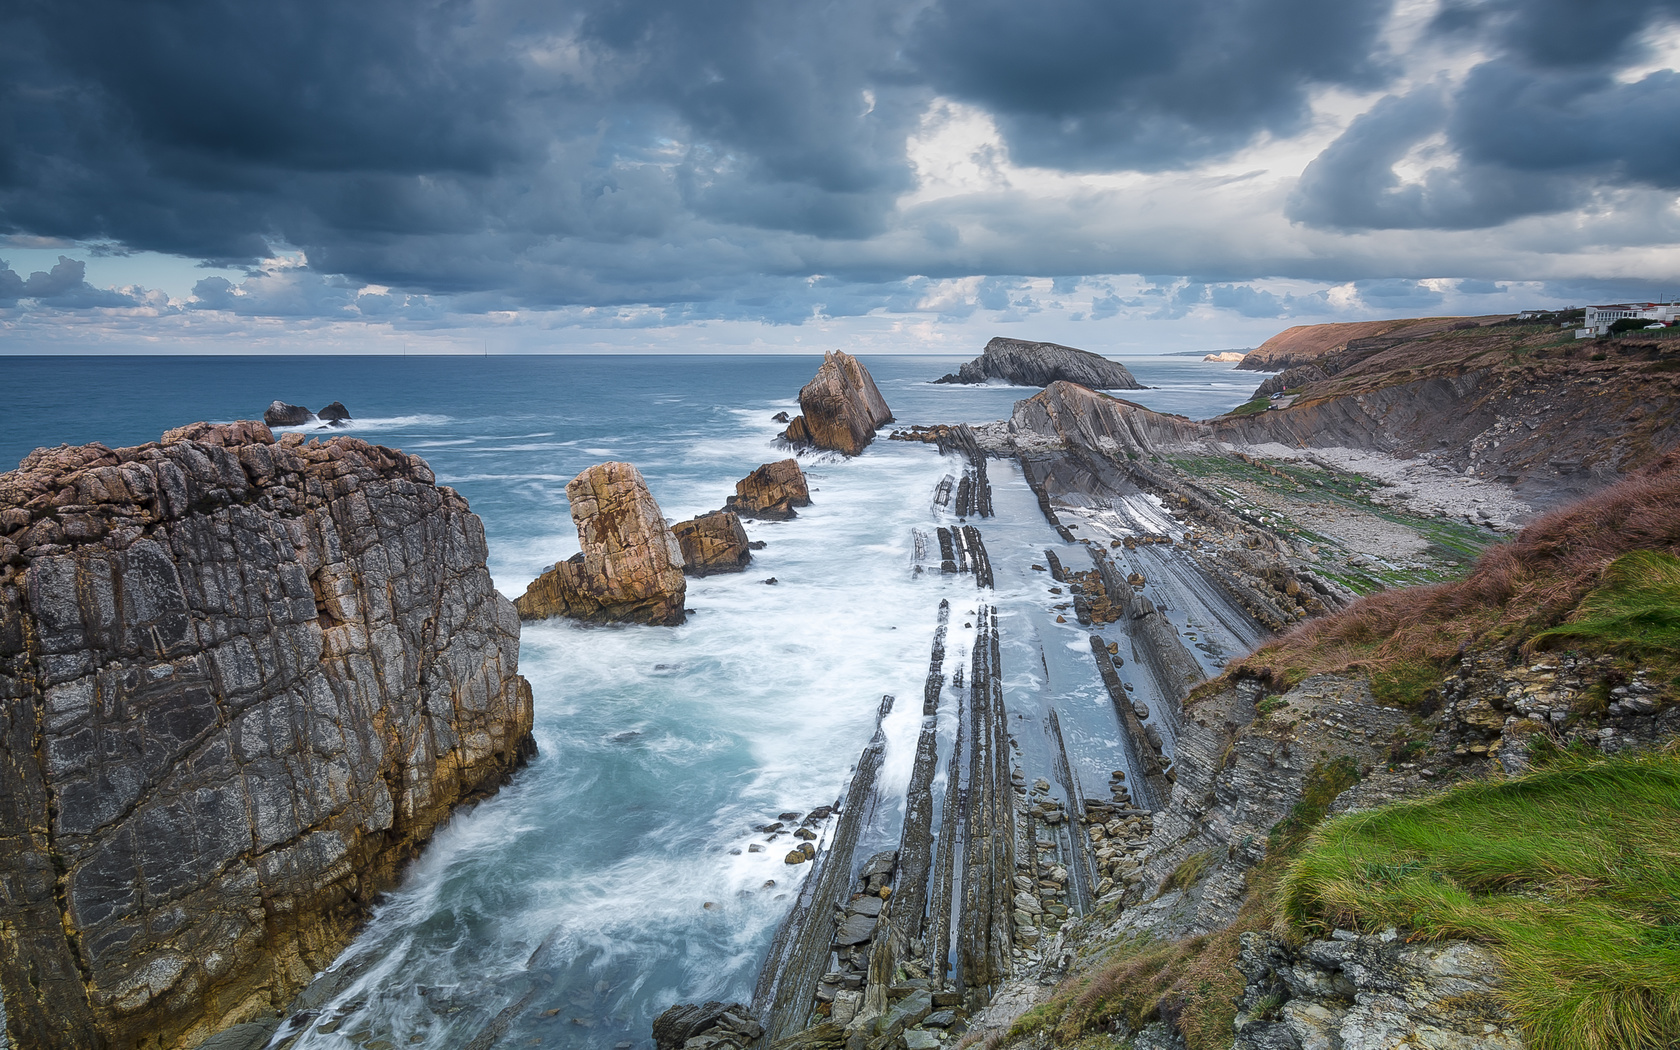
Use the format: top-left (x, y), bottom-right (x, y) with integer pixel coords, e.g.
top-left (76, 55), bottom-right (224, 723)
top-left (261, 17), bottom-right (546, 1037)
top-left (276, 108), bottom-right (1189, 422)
top-left (515, 461), bottom-right (687, 625)
top-left (935, 336), bottom-right (1144, 389)
top-left (672, 510), bottom-right (752, 576)
top-left (726, 459), bottom-right (812, 520)
top-left (781, 351), bottom-right (893, 455)
top-left (0, 422), bottom-right (534, 1050)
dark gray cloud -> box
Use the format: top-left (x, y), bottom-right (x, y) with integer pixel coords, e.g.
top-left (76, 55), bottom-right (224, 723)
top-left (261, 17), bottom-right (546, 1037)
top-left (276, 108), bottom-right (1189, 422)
top-left (1, 0), bottom-right (1676, 321)
top-left (909, 0), bottom-right (1395, 169)
top-left (0, 255), bottom-right (139, 306)
top-left (1292, 0), bottom-right (1680, 230)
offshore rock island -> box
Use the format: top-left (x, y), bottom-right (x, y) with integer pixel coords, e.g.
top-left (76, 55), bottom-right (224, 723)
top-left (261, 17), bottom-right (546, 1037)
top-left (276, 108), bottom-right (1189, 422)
top-left (935, 337), bottom-right (1144, 390)
top-left (0, 422), bottom-right (533, 1050)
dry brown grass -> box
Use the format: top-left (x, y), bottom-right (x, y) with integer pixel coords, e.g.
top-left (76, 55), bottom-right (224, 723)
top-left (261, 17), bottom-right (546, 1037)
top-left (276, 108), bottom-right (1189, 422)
top-left (1229, 455), bottom-right (1680, 698)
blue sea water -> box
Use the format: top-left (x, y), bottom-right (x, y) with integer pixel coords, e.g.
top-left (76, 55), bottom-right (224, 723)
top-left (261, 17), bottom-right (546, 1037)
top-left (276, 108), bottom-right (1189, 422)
top-left (0, 354), bottom-right (1252, 1049)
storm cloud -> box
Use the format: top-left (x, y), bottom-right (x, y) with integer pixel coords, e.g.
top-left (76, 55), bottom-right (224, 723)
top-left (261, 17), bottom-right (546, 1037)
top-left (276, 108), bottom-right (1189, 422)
top-left (1, 0), bottom-right (1677, 328)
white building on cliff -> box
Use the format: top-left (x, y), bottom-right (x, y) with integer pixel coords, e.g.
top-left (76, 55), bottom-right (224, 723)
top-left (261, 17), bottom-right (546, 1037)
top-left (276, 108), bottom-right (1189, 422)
top-left (1577, 301), bottom-right (1680, 337)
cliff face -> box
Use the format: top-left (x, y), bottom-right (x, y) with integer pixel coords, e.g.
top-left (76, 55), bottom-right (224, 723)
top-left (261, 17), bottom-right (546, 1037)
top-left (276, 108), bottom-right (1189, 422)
top-left (1236, 317), bottom-right (1504, 372)
top-left (514, 461), bottom-right (687, 625)
top-left (782, 352), bottom-right (893, 456)
top-left (936, 337), bottom-right (1144, 390)
top-left (0, 422), bottom-right (534, 1050)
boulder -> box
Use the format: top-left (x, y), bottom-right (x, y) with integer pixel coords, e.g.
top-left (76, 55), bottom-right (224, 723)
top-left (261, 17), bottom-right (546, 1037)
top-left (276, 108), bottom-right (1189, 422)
top-left (672, 510), bottom-right (751, 576)
top-left (0, 423), bottom-right (533, 1050)
top-left (726, 459), bottom-right (811, 520)
top-left (262, 400), bottom-right (314, 426)
top-left (317, 401), bottom-right (352, 426)
top-left (514, 461), bottom-right (686, 625)
top-left (781, 351), bottom-right (893, 455)
top-left (935, 337), bottom-right (1144, 389)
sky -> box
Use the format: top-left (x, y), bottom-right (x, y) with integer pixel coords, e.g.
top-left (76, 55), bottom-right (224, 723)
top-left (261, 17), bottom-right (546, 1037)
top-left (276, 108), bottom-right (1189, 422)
top-left (3, 0), bottom-right (1680, 355)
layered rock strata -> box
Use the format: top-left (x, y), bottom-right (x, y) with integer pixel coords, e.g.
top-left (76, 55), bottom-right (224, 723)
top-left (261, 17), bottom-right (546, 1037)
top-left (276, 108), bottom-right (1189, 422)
top-left (781, 352), bottom-right (894, 456)
top-left (726, 459), bottom-right (811, 520)
top-left (935, 337), bottom-right (1143, 390)
top-left (514, 462), bottom-right (686, 626)
top-left (0, 422), bottom-right (534, 1050)
top-left (672, 510), bottom-right (751, 576)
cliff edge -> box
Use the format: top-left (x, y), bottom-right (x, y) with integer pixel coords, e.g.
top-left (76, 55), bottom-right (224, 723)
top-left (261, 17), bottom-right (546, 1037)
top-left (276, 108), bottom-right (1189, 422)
top-left (0, 421), bottom-right (535, 1050)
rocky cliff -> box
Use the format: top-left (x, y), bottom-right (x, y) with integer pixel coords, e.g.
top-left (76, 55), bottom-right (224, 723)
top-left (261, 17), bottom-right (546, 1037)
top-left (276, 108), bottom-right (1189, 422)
top-left (936, 337), bottom-right (1144, 390)
top-left (1235, 316), bottom-right (1505, 372)
top-left (0, 421), bottom-right (534, 1050)
top-left (782, 352), bottom-right (894, 456)
top-left (514, 461), bottom-right (686, 625)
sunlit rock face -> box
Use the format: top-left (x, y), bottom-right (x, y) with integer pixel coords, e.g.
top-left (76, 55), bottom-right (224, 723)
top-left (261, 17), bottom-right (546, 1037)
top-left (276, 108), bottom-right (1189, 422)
top-left (781, 352), bottom-right (894, 456)
top-left (515, 460), bottom-right (687, 625)
top-left (673, 509), bottom-right (752, 577)
top-left (727, 459), bottom-right (812, 520)
top-left (0, 421), bottom-right (533, 1050)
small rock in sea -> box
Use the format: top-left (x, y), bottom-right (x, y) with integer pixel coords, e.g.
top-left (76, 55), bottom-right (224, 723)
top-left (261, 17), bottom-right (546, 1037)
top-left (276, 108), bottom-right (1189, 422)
top-left (763, 577), bottom-right (778, 585)
top-left (318, 401), bottom-right (352, 425)
top-left (779, 811), bottom-right (801, 822)
top-left (730, 848), bottom-right (743, 855)
top-left (748, 540), bottom-right (767, 550)
top-left (757, 822), bottom-right (784, 833)
top-left (964, 623), bottom-right (972, 628)
top-left (702, 902), bottom-right (715, 910)
top-left (763, 880), bottom-right (776, 889)
top-left (772, 412), bottom-right (790, 423)
top-left (785, 845), bottom-right (814, 864)
top-left (795, 828), bottom-right (817, 841)
top-left (1031, 564), bottom-right (1046, 571)
top-left (748, 844), bottom-right (765, 853)
top-left (1055, 615), bottom-right (1066, 623)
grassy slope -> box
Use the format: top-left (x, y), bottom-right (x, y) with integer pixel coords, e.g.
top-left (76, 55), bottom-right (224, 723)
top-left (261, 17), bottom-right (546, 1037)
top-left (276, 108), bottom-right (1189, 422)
top-left (1225, 451), bottom-right (1680, 706)
top-left (1285, 752), bottom-right (1680, 1050)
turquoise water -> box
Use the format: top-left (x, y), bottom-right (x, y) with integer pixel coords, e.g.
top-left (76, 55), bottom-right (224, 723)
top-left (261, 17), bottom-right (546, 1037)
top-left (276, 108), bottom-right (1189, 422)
top-left (0, 354), bottom-right (1251, 1049)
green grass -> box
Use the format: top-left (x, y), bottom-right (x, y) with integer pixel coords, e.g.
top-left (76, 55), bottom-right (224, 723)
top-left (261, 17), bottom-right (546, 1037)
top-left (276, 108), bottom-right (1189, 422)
top-left (1282, 751), bottom-right (1680, 1050)
top-left (1532, 551), bottom-right (1680, 681)
top-left (1227, 397), bottom-right (1272, 417)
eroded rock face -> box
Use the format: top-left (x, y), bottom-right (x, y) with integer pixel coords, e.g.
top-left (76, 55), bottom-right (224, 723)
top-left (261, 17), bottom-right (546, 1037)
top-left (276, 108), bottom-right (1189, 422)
top-left (726, 459), bottom-right (811, 520)
top-left (0, 422), bottom-right (534, 1050)
top-left (936, 337), bottom-right (1143, 390)
top-left (673, 510), bottom-right (751, 576)
top-left (781, 352), bottom-right (893, 456)
top-left (514, 461), bottom-right (686, 625)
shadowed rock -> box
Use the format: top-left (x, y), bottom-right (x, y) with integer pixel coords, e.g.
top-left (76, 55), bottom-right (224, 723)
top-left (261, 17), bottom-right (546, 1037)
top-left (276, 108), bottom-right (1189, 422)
top-left (673, 510), bottom-right (751, 576)
top-left (0, 422), bottom-right (533, 1050)
top-left (317, 401), bottom-right (351, 427)
top-left (781, 351), bottom-right (893, 455)
top-left (935, 337), bottom-right (1143, 389)
top-left (726, 459), bottom-right (811, 520)
top-left (515, 461), bottom-right (686, 625)
top-left (262, 400), bottom-right (313, 426)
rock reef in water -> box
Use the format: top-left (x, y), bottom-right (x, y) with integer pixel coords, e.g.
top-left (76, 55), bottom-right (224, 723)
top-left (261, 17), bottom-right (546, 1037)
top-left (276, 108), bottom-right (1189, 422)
top-left (514, 461), bottom-right (686, 625)
top-left (935, 336), bottom-right (1143, 390)
top-left (0, 421), bottom-right (534, 1050)
top-left (672, 510), bottom-right (751, 576)
top-left (781, 351), bottom-right (894, 456)
top-left (726, 459), bottom-right (811, 520)
top-left (317, 401), bottom-right (352, 427)
top-left (262, 400), bottom-right (314, 426)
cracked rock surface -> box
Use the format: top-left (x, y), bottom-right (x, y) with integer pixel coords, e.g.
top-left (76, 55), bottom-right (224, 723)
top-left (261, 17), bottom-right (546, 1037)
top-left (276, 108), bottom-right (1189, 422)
top-left (0, 421), bottom-right (534, 1050)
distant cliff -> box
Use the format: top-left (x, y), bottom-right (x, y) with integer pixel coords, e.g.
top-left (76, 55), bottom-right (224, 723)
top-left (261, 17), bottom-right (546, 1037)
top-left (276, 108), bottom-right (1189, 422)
top-left (0, 422), bottom-right (534, 1050)
top-left (936, 337), bottom-right (1143, 389)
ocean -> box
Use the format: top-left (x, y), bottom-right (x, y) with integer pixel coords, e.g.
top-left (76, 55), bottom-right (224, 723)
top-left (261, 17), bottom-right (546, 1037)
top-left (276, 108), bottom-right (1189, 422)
top-left (0, 354), bottom-right (1252, 1049)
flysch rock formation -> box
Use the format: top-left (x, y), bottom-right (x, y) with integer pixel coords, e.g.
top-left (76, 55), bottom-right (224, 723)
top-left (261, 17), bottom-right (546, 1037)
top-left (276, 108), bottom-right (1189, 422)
top-left (0, 421), bottom-right (535, 1050)
top-left (672, 510), bottom-right (751, 576)
top-left (1235, 316), bottom-right (1506, 372)
top-left (935, 337), bottom-right (1144, 390)
top-left (781, 352), bottom-right (894, 456)
top-left (726, 459), bottom-right (811, 520)
top-left (514, 461), bottom-right (686, 625)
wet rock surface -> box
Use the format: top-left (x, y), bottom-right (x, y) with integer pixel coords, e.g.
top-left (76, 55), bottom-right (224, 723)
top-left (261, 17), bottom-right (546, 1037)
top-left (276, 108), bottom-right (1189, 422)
top-left (727, 459), bottom-right (812, 520)
top-left (935, 337), bottom-right (1144, 390)
top-left (672, 510), bottom-right (752, 576)
top-left (0, 422), bottom-right (534, 1050)
top-left (781, 351), bottom-right (894, 456)
top-left (514, 461), bottom-right (686, 625)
